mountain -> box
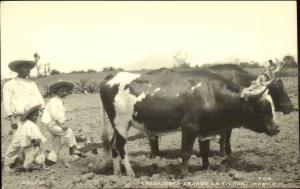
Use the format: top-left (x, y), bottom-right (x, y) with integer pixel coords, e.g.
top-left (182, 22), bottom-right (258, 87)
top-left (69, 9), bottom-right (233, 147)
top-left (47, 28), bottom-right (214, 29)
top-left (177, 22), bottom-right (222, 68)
top-left (217, 55), bottom-right (250, 63)
top-left (124, 53), bottom-right (174, 71)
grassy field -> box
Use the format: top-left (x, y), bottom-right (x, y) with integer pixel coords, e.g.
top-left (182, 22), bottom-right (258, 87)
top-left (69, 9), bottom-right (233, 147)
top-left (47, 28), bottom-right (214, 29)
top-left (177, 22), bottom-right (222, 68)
top-left (1, 68), bottom-right (299, 188)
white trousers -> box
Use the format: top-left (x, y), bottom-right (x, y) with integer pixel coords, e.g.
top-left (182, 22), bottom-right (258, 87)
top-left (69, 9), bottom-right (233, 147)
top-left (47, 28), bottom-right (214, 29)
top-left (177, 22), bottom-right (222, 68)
top-left (4, 116), bottom-right (45, 169)
top-left (4, 116), bottom-right (23, 167)
top-left (46, 123), bottom-right (77, 157)
top-left (21, 146), bottom-right (45, 169)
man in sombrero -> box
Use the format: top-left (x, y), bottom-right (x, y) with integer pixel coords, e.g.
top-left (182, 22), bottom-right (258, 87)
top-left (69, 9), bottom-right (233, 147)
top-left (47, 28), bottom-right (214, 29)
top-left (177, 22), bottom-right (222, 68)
top-left (3, 60), bottom-right (45, 173)
top-left (41, 80), bottom-right (83, 166)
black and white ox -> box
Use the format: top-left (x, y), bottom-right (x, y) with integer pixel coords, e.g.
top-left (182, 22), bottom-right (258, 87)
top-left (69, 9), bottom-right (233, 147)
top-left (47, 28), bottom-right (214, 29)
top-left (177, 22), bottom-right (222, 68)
top-left (99, 67), bottom-right (281, 177)
top-left (146, 64), bottom-right (296, 158)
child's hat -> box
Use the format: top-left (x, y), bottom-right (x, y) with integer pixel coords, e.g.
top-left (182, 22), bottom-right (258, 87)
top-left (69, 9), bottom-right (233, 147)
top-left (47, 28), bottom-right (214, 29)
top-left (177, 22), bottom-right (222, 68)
top-left (8, 60), bottom-right (36, 72)
top-left (21, 103), bottom-right (42, 121)
top-left (49, 80), bottom-right (74, 94)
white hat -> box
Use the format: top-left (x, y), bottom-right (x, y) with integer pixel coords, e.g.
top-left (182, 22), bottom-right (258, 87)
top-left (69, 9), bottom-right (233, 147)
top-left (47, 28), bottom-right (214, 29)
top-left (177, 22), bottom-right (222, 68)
top-left (21, 104), bottom-right (42, 121)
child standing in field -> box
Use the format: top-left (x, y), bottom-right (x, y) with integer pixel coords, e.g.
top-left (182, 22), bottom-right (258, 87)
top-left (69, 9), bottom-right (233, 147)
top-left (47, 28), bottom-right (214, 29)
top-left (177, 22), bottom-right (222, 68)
top-left (18, 103), bottom-right (47, 171)
top-left (41, 80), bottom-right (82, 165)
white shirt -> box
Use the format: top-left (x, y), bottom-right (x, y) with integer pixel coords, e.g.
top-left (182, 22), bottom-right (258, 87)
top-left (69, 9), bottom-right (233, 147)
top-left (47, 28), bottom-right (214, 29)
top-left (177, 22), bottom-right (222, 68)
top-left (3, 77), bottom-right (45, 117)
top-left (41, 96), bottom-right (66, 125)
top-left (19, 120), bottom-right (47, 148)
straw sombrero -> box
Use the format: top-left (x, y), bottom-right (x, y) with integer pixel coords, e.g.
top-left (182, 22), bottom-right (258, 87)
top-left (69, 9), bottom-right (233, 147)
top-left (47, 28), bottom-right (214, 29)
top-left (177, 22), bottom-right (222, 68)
top-left (8, 60), bottom-right (36, 72)
top-left (21, 104), bottom-right (42, 121)
top-left (49, 80), bottom-right (74, 94)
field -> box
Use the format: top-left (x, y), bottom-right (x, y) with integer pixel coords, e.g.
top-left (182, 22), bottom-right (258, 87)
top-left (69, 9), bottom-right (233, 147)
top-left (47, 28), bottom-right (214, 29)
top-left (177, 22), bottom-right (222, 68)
top-left (1, 68), bottom-right (299, 188)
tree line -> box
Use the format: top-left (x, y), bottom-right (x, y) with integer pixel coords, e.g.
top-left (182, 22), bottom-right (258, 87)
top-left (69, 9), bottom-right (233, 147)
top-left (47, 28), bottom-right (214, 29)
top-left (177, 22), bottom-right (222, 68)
top-left (33, 52), bottom-right (299, 76)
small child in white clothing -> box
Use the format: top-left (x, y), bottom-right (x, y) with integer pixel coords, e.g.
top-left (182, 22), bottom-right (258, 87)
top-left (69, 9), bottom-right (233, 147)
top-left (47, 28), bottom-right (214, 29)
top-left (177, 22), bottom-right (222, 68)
top-left (19, 104), bottom-right (47, 171)
top-left (42, 80), bottom-right (83, 165)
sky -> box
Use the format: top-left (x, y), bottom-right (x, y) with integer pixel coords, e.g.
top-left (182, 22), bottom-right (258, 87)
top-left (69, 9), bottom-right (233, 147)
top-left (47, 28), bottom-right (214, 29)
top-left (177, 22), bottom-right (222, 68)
top-left (1, 1), bottom-right (297, 79)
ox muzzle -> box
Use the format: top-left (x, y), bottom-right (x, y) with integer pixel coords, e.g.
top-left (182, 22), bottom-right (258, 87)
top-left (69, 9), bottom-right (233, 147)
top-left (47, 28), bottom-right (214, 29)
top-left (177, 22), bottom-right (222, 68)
top-left (266, 122), bottom-right (280, 136)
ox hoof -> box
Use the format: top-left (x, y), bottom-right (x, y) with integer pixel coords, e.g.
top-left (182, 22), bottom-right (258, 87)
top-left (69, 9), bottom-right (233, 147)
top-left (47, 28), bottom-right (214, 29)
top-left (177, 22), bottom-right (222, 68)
top-left (226, 151), bottom-right (232, 156)
top-left (125, 168), bottom-right (137, 177)
top-left (179, 169), bottom-right (191, 178)
top-left (225, 155), bottom-right (234, 161)
top-left (219, 152), bottom-right (226, 157)
top-left (150, 153), bottom-right (160, 159)
top-left (114, 170), bottom-right (122, 176)
top-left (179, 172), bottom-right (192, 178)
top-left (202, 165), bottom-right (209, 170)
top-left (127, 172), bottom-right (137, 178)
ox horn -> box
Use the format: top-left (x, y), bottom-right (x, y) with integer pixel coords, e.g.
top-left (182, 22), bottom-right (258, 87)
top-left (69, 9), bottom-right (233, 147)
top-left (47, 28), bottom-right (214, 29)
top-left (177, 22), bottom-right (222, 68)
top-left (242, 85), bottom-right (268, 100)
top-left (241, 60), bottom-right (286, 100)
top-left (265, 60), bottom-right (286, 84)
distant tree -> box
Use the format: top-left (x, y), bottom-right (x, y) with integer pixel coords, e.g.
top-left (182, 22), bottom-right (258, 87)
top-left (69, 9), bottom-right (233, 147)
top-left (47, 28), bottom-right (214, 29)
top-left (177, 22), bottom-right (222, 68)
top-left (201, 63), bottom-right (212, 68)
top-left (48, 63), bottom-right (51, 74)
top-left (103, 67), bottom-right (114, 72)
top-left (252, 62), bottom-right (261, 68)
top-left (43, 84), bottom-right (51, 98)
top-left (50, 69), bottom-right (60, 75)
top-left (283, 55), bottom-right (297, 67)
top-left (87, 69), bottom-right (97, 73)
top-left (234, 58), bottom-right (240, 64)
top-left (173, 50), bottom-right (191, 68)
top-left (44, 65), bottom-right (47, 75)
top-left (71, 70), bottom-right (86, 74)
top-left (102, 67), bottom-right (124, 72)
top-left (42, 63), bottom-right (50, 76)
top-left (33, 52), bottom-right (42, 77)
top-left (102, 67), bottom-right (110, 72)
top-left (239, 62), bottom-right (262, 68)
